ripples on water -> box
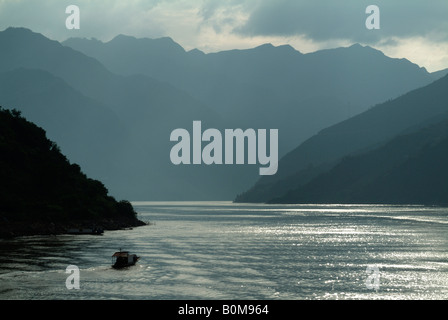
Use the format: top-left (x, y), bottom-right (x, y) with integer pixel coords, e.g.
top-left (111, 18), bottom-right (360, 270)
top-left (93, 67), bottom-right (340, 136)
top-left (0, 202), bottom-right (447, 300)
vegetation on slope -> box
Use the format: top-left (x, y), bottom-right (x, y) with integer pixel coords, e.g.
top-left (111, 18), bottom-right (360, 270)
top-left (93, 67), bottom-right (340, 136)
top-left (0, 107), bottom-right (146, 238)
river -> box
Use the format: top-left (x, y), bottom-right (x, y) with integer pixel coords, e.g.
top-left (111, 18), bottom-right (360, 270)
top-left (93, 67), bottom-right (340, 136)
top-left (0, 202), bottom-right (447, 300)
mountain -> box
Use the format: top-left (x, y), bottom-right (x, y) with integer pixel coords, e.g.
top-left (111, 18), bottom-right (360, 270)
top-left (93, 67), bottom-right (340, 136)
top-left (0, 27), bottom-right (253, 200)
top-left (269, 116), bottom-right (448, 205)
top-left (0, 67), bottom-right (127, 186)
top-left (236, 73), bottom-right (448, 203)
top-left (1, 27), bottom-right (445, 201)
top-left (0, 107), bottom-right (146, 238)
top-left (431, 68), bottom-right (448, 80)
top-left (63, 36), bottom-right (443, 157)
top-left (62, 35), bottom-right (189, 82)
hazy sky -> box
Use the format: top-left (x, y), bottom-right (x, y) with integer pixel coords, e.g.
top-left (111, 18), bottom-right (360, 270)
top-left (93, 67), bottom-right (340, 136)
top-left (0, 0), bottom-right (447, 72)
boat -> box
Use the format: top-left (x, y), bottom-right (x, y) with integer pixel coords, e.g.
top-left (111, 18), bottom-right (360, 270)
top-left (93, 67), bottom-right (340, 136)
top-left (112, 249), bottom-right (140, 269)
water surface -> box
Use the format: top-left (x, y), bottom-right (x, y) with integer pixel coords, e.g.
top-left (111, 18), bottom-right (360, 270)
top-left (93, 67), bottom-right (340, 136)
top-left (0, 202), bottom-right (447, 299)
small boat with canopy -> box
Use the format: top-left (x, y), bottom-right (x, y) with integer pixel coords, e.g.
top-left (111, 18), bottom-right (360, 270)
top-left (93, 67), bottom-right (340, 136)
top-left (112, 249), bottom-right (139, 269)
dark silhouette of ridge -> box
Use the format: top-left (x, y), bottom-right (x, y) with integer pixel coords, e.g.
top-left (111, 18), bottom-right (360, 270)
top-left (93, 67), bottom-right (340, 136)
top-left (0, 107), bottom-right (146, 238)
top-left (236, 74), bottom-right (448, 203)
top-left (269, 116), bottom-right (448, 205)
top-left (1, 27), bottom-right (446, 201)
top-left (0, 27), bottom-right (245, 201)
top-left (63, 35), bottom-right (442, 158)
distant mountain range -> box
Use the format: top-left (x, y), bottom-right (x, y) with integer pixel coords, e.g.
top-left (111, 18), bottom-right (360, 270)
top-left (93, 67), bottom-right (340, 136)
top-left (270, 116), bottom-right (448, 205)
top-left (64, 35), bottom-right (445, 154)
top-left (236, 73), bottom-right (448, 204)
top-left (1, 27), bottom-right (447, 201)
top-left (0, 27), bottom-right (226, 200)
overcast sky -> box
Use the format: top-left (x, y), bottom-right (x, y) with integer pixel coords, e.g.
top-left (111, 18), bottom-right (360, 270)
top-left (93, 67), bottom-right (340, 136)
top-left (0, 0), bottom-right (447, 72)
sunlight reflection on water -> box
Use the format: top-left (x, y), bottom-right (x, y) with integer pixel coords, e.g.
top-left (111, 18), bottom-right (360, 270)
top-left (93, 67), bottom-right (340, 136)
top-left (0, 202), bottom-right (447, 300)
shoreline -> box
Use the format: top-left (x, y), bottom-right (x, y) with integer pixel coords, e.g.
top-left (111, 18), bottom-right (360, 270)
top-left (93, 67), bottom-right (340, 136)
top-left (0, 216), bottom-right (148, 239)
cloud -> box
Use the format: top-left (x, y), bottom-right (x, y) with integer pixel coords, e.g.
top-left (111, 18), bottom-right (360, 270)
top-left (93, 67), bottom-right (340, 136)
top-left (1, 0), bottom-right (446, 45)
top-left (235, 0), bottom-right (448, 43)
top-left (376, 37), bottom-right (448, 73)
top-left (0, 0), bottom-right (199, 41)
top-left (0, 0), bottom-right (446, 71)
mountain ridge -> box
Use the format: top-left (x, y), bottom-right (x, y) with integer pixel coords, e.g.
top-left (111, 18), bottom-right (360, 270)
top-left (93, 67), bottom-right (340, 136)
top-left (236, 73), bottom-right (448, 203)
top-left (269, 115), bottom-right (448, 205)
top-left (0, 27), bottom-right (238, 200)
top-left (2, 27), bottom-right (447, 201)
top-left (63, 32), bottom-right (443, 158)
top-left (0, 107), bottom-right (146, 238)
